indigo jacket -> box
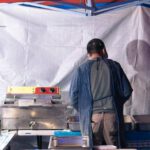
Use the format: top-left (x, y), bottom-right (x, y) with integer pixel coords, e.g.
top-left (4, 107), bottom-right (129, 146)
top-left (69, 58), bottom-right (133, 149)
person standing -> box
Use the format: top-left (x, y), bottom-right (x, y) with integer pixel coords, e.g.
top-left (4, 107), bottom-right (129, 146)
top-left (69, 38), bottom-right (132, 149)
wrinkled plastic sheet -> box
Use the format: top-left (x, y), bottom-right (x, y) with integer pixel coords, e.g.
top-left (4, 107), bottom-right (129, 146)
top-left (0, 4), bottom-right (150, 115)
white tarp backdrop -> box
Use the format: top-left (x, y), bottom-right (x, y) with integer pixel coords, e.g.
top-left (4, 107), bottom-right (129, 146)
top-left (0, 4), bottom-right (150, 115)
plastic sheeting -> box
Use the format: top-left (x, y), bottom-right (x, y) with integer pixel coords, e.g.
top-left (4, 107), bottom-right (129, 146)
top-left (0, 4), bottom-right (150, 115)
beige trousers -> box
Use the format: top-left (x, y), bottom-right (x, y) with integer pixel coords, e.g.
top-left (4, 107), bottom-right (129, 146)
top-left (92, 112), bottom-right (117, 146)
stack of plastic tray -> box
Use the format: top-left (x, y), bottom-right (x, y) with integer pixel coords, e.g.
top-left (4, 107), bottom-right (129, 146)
top-left (48, 131), bottom-right (89, 149)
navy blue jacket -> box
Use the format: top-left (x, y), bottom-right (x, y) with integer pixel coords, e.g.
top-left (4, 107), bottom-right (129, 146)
top-left (69, 58), bottom-right (132, 148)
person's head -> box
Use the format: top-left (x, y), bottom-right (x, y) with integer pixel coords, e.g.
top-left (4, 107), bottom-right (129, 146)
top-left (87, 38), bottom-right (108, 59)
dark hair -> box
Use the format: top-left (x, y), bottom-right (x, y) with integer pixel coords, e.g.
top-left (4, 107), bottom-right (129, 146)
top-left (87, 38), bottom-right (105, 54)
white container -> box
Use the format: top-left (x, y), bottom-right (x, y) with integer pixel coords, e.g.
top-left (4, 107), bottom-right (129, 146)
top-left (82, 136), bottom-right (89, 147)
top-left (93, 145), bottom-right (117, 150)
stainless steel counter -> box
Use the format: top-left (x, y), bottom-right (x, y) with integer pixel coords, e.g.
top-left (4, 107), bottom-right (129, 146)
top-left (1, 105), bottom-right (67, 130)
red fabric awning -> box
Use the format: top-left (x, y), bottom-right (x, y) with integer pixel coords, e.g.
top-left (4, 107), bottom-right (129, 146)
top-left (0, 0), bottom-right (126, 4)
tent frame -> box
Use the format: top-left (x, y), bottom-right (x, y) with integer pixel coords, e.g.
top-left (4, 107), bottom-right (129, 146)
top-left (19, 0), bottom-right (150, 16)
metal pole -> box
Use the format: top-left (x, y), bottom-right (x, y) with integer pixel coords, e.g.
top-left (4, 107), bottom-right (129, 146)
top-left (85, 0), bottom-right (95, 16)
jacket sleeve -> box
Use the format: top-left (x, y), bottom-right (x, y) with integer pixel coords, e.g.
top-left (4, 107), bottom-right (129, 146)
top-left (69, 68), bottom-right (81, 111)
top-left (114, 62), bottom-right (133, 103)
